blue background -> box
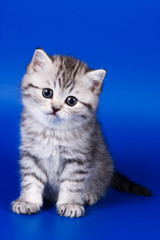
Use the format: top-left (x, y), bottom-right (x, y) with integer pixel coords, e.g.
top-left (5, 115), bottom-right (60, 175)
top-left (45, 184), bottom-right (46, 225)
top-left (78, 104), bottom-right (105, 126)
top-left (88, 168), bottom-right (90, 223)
top-left (0, 0), bottom-right (160, 239)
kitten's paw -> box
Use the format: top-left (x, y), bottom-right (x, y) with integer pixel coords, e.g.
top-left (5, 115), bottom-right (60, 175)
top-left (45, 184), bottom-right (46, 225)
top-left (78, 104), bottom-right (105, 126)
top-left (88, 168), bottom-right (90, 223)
top-left (57, 204), bottom-right (85, 218)
top-left (11, 199), bottom-right (40, 215)
top-left (85, 193), bottom-right (98, 205)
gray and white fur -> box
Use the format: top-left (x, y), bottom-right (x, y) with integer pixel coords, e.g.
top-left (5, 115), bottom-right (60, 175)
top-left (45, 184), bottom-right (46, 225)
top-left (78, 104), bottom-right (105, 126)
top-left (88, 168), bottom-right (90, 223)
top-left (11, 49), bottom-right (151, 218)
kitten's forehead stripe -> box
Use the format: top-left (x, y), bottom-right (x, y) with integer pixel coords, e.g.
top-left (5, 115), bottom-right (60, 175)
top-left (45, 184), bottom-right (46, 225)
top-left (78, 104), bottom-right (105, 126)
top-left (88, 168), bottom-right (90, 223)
top-left (58, 78), bottom-right (62, 88)
top-left (56, 56), bottom-right (63, 76)
top-left (52, 55), bottom-right (89, 91)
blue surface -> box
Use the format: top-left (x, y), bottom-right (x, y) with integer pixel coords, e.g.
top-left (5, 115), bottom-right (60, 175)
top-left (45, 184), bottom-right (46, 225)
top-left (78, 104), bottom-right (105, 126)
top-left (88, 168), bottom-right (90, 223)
top-left (0, 0), bottom-right (160, 239)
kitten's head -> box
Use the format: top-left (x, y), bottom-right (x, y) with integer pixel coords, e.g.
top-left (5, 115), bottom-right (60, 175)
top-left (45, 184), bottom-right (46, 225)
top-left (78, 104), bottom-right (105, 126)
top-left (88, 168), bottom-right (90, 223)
top-left (22, 49), bottom-right (106, 129)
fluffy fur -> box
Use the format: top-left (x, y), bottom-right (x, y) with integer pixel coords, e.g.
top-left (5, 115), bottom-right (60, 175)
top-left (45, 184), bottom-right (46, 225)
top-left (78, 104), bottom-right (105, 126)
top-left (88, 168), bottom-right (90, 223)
top-left (11, 49), bottom-right (151, 218)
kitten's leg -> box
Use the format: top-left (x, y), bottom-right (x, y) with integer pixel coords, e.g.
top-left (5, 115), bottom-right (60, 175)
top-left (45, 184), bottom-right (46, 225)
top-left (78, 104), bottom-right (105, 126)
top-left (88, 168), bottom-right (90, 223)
top-left (57, 161), bottom-right (88, 218)
top-left (84, 168), bottom-right (113, 205)
top-left (12, 153), bottom-right (47, 215)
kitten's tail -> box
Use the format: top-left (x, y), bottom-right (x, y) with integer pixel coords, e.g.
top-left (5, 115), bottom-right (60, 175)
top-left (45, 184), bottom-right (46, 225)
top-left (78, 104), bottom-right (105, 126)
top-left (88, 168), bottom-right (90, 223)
top-left (111, 172), bottom-right (152, 196)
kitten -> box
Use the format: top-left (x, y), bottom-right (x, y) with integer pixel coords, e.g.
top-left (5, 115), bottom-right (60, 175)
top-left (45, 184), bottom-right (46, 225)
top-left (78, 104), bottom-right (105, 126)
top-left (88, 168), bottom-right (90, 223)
top-left (11, 49), bottom-right (151, 217)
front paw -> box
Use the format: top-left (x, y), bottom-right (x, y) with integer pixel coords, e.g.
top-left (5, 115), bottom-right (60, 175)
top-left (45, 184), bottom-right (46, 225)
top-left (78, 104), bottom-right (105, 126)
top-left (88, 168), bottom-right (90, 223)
top-left (11, 199), bottom-right (40, 215)
top-left (57, 204), bottom-right (85, 218)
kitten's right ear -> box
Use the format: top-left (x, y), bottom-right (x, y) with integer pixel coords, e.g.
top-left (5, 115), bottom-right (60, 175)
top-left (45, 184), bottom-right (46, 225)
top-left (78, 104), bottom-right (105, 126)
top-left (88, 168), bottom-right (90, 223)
top-left (27, 49), bottom-right (52, 73)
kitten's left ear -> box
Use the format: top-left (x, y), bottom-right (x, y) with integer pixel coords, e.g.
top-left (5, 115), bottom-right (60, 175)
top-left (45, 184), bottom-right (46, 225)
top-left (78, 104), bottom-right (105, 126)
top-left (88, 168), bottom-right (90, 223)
top-left (27, 49), bottom-right (52, 73)
top-left (85, 69), bottom-right (106, 94)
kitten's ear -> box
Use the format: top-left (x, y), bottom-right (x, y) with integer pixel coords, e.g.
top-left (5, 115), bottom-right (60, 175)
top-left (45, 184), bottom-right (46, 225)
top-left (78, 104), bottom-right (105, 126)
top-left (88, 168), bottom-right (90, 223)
top-left (27, 49), bottom-right (52, 73)
top-left (85, 69), bottom-right (106, 94)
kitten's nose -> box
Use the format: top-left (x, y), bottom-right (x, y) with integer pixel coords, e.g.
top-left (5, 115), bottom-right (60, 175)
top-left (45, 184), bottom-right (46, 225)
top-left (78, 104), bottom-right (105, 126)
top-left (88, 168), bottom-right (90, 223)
top-left (52, 107), bottom-right (60, 114)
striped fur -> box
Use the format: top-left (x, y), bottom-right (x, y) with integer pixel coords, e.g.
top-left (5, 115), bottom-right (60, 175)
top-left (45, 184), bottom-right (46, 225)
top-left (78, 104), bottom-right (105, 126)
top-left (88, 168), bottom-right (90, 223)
top-left (11, 49), bottom-right (151, 218)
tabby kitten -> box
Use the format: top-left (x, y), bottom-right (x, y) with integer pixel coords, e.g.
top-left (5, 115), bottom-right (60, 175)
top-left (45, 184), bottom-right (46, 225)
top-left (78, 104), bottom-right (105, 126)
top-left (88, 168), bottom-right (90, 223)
top-left (11, 49), bottom-right (151, 217)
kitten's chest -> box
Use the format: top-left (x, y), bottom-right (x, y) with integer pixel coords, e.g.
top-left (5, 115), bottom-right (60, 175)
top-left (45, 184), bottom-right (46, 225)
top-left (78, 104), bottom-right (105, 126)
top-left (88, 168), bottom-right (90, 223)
top-left (23, 124), bottom-right (90, 178)
top-left (34, 134), bottom-right (61, 174)
top-left (30, 129), bottom-right (75, 178)
top-left (34, 134), bottom-right (60, 159)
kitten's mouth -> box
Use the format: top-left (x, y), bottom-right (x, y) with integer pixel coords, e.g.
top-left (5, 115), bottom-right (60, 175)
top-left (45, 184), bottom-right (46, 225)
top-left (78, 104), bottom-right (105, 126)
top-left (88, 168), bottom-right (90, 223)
top-left (46, 112), bottom-right (62, 122)
top-left (47, 112), bottom-right (57, 117)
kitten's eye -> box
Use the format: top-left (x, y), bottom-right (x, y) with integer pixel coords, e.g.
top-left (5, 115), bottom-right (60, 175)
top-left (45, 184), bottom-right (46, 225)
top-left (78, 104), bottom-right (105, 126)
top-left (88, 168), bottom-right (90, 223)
top-left (65, 96), bottom-right (77, 106)
top-left (42, 88), bottom-right (53, 98)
